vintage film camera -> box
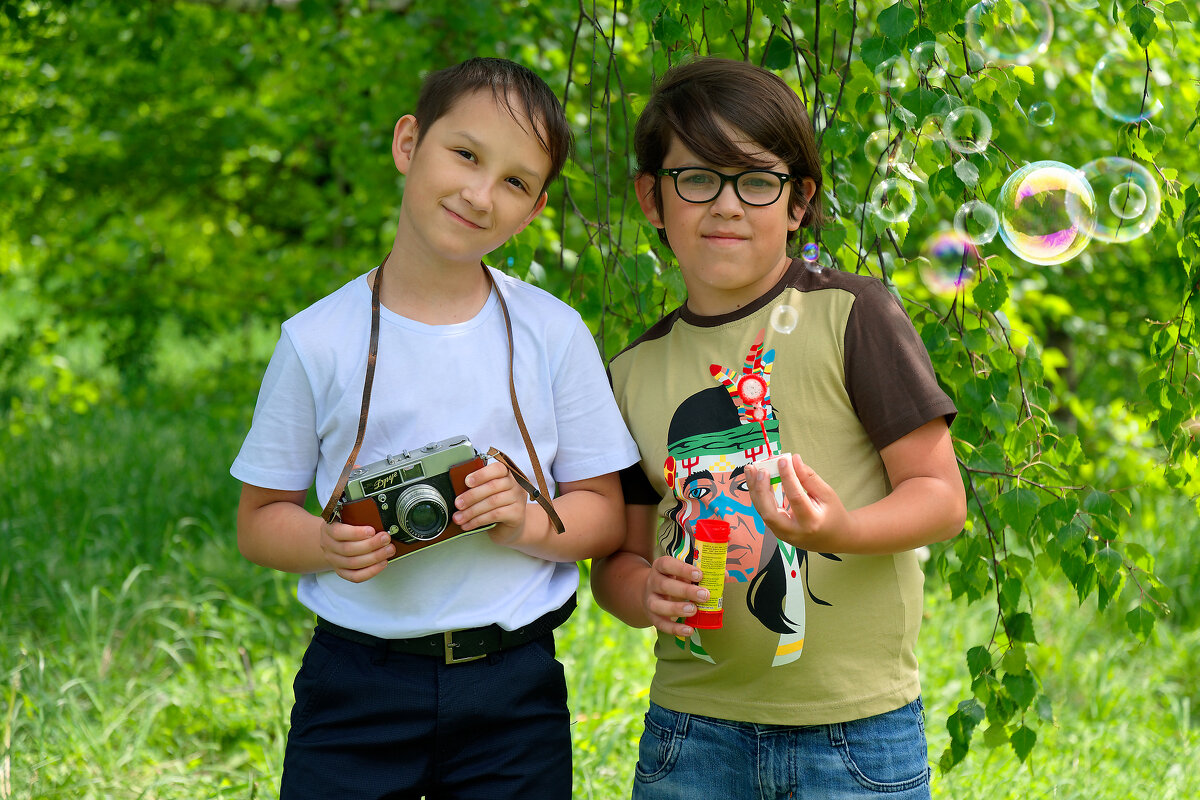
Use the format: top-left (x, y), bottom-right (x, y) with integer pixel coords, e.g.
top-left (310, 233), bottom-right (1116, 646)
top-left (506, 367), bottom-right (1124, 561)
top-left (335, 435), bottom-right (496, 560)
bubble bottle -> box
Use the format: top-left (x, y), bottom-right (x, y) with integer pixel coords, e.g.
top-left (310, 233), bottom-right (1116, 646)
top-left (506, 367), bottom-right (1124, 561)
top-left (686, 520), bottom-right (731, 629)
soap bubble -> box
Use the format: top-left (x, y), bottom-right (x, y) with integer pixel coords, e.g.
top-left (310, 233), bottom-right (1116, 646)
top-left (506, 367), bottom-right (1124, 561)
top-left (875, 55), bottom-right (913, 92)
top-left (870, 178), bottom-right (917, 224)
top-left (965, 0), bottom-right (1054, 66)
top-left (864, 129), bottom-right (913, 173)
top-left (911, 41), bottom-right (951, 85)
top-left (1091, 50), bottom-right (1165, 123)
top-left (1028, 101), bottom-right (1056, 127)
top-left (770, 304), bottom-right (800, 334)
top-left (1067, 157), bottom-right (1160, 244)
top-left (943, 106), bottom-right (992, 155)
top-left (997, 161), bottom-right (1096, 265)
top-left (1109, 183), bottom-right (1147, 219)
top-left (917, 114), bottom-right (945, 142)
top-left (801, 242), bottom-right (819, 262)
top-left (920, 230), bottom-right (982, 298)
top-left (953, 200), bottom-right (1000, 245)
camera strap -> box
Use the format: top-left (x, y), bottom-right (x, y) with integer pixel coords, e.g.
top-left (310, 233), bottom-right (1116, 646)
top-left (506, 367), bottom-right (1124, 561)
top-left (321, 257), bottom-right (564, 536)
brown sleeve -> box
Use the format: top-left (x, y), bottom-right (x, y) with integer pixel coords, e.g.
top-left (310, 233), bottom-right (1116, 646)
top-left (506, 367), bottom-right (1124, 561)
top-left (843, 280), bottom-right (957, 451)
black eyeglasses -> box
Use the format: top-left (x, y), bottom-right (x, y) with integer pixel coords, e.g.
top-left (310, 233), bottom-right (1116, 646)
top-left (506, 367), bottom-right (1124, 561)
top-left (656, 167), bottom-right (795, 206)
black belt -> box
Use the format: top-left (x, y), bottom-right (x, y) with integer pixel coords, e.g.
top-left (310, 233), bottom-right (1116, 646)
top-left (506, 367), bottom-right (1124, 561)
top-left (315, 594), bottom-right (576, 665)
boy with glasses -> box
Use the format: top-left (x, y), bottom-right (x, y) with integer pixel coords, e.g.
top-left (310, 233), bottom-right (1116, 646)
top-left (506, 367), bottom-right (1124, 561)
top-left (232, 57), bottom-right (639, 799)
top-left (593, 57), bottom-right (966, 799)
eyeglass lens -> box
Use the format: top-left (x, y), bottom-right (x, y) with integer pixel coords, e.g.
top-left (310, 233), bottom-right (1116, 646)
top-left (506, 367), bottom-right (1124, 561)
top-left (673, 168), bottom-right (785, 205)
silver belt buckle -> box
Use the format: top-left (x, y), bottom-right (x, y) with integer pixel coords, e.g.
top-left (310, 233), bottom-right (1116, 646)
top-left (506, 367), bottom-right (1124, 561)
top-left (443, 631), bottom-right (486, 665)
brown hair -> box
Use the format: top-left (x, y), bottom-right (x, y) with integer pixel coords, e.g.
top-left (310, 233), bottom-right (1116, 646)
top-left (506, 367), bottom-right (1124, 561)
top-left (634, 57), bottom-right (824, 244)
top-left (415, 57), bottom-right (573, 192)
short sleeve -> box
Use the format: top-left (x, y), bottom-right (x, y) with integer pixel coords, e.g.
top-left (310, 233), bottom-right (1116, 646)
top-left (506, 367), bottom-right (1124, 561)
top-left (545, 315), bottom-right (640, 484)
top-left (843, 281), bottom-right (957, 451)
top-left (229, 331), bottom-right (322, 491)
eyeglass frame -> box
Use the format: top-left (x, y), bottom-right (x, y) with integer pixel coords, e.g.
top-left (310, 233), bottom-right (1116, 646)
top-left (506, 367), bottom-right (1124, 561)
top-left (655, 166), bottom-right (797, 207)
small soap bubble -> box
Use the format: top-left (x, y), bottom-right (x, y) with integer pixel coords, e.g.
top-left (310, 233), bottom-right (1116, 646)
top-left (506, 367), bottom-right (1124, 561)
top-left (911, 41), bottom-right (951, 85)
top-left (943, 106), bottom-right (992, 155)
top-left (870, 178), bottom-right (917, 224)
top-left (1109, 182), bottom-right (1148, 220)
top-left (1091, 49), bottom-right (1165, 123)
top-left (920, 230), bottom-right (982, 298)
top-left (770, 304), bottom-right (800, 334)
top-left (1067, 157), bottom-right (1160, 244)
top-left (953, 200), bottom-right (1000, 245)
top-left (1028, 101), bottom-right (1056, 127)
top-left (965, 0), bottom-right (1054, 66)
top-left (874, 55), bottom-right (914, 92)
top-left (801, 242), bottom-right (819, 262)
top-left (864, 129), bottom-right (913, 173)
top-left (917, 114), bottom-right (945, 142)
top-left (997, 161), bottom-right (1096, 265)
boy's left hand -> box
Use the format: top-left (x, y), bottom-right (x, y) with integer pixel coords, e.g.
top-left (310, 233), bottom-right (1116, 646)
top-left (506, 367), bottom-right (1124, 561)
top-left (453, 460), bottom-right (529, 546)
top-left (746, 453), bottom-right (851, 553)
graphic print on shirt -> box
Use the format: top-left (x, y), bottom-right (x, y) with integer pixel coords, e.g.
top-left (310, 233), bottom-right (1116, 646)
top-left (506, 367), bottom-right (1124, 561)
top-left (661, 330), bottom-right (839, 667)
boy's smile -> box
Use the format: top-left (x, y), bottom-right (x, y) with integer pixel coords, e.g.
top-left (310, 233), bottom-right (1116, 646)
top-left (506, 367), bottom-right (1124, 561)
top-left (637, 133), bottom-right (815, 316)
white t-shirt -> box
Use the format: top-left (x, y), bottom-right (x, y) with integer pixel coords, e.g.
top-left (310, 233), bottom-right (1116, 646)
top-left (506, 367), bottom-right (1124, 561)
top-left (231, 266), bottom-right (640, 638)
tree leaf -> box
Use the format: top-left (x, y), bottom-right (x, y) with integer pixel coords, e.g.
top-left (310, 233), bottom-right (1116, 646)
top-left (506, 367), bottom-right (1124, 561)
top-left (878, 2), bottom-right (917, 41)
top-left (1010, 724), bottom-right (1037, 762)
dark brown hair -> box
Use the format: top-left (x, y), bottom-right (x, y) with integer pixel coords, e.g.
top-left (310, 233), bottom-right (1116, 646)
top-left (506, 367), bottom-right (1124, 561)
top-left (634, 57), bottom-right (824, 244)
top-left (415, 57), bottom-right (573, 192)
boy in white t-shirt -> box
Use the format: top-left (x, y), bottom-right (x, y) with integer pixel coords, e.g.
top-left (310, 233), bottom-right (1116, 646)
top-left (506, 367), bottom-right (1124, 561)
top-left (231, 57), bottom-right (638, 799)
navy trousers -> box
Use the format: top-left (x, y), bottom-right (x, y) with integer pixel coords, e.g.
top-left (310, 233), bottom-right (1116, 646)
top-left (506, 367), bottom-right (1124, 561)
top-left (279, 627), bottom-right (572, 799)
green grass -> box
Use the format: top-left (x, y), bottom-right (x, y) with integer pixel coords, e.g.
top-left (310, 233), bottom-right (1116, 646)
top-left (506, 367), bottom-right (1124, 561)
top-left (2, 404), bottom-right (1198, 799)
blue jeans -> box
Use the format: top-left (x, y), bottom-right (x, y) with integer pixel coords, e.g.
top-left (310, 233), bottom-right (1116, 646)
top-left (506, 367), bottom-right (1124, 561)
top-left (279, 627), bottom-right (571, 799)
top-left (631, 698), bottom-right (931, 800)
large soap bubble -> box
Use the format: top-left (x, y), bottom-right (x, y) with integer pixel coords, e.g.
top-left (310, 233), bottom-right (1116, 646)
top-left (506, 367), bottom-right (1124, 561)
top-left (870, 178), bottom-right (917, 224)
top-left (1091, 50), bottom-right (1165, 123)
top-left (920, 229), bottom-right (983, 298)
top-left (1066, 157), bottom-right (1160, 244)
top-left (965, 0), bottom-right (1054, 66)
top-left (943, 106), bottom-right (992, 155)
top-left (997, 161), bottom-right (1096, 265)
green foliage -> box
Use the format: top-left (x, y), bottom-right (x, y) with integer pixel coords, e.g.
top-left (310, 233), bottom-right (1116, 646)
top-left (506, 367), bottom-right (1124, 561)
top-left (2, 0), bottom-right (1199, 773)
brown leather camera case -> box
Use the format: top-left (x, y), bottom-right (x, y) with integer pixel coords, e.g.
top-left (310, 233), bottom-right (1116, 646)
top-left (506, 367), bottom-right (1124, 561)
top-left (337, 455), bottom-right (493, 560)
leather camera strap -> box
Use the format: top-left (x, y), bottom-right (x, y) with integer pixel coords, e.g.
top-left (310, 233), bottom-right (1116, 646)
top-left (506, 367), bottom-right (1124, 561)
top-left (482, 266), bottom-right (565, 535)
top-left (322, 258), bottom-right (564, 535)
top-left (321, 258), bottom-right (385, 524)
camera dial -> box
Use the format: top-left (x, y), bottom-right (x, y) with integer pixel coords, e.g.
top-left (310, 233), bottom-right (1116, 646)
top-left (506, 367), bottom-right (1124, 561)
top-left (395, 485), bottom-right (450, 541)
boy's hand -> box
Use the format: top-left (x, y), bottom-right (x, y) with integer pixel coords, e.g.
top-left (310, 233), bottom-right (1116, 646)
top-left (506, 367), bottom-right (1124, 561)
top-left (455, 460), bottom-right (530, 547)
top-left (320, 521), bottom-right (396, 582)
top-left (644, 555), bottom-right (708, 638)
top-left (746, 453), bottom-right (851, 553)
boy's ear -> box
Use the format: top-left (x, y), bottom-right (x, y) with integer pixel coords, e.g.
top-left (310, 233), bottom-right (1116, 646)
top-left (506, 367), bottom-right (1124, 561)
top-left (393, 114), bottom-right (420, 174)
top-left (789, 177), bottom-right (818, 231)
top-left (635, 173), bottom-right (664, 228)
top-left (514, 191), bottom-right (550, 235)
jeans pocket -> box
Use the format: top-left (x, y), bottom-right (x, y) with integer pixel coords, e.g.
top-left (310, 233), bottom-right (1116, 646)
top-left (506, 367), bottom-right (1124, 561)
top-left (835, 699), bottom-right (931, 793)
top-left (634, 703), bottom-right (685, 784)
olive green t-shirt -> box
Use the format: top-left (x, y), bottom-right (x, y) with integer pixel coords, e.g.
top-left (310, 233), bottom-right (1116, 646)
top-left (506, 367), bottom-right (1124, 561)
top-left (609, 258), bottom-right (956, 725)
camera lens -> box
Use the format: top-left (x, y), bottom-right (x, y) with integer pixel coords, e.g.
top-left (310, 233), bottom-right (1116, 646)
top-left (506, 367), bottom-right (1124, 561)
top-left (395, 485), bottom-right (449, 541)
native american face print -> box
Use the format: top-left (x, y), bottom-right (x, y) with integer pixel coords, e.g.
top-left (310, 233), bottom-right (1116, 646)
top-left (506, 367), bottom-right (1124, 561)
top-left (662, 329), bottom-right (838, 666)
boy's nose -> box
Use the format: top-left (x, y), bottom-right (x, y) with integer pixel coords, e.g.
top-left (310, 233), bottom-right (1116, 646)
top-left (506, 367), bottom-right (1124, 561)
top-left (709, 182), bottom-right (745, 217)
top-left (461, 178), bottom-right (495, 211)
